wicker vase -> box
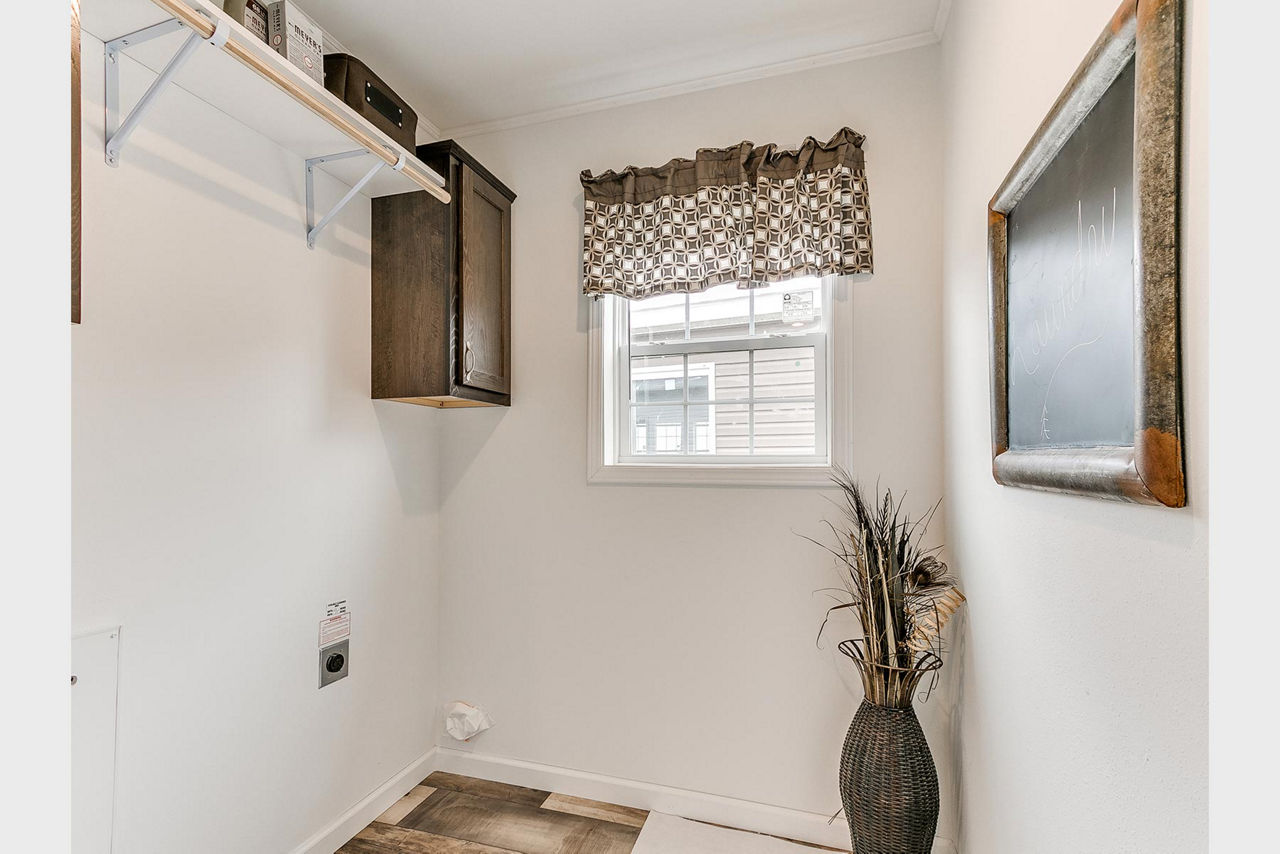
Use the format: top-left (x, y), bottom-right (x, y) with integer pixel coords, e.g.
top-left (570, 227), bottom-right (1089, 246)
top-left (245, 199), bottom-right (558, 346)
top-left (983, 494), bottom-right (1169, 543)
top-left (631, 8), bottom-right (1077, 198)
top-left (839, 700), bottom-right (939, 854)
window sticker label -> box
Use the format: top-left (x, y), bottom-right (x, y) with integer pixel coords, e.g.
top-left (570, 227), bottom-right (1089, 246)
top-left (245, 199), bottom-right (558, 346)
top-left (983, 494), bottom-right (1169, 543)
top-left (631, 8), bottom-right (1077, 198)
top-left (782, 291), bottom-right (816, 322)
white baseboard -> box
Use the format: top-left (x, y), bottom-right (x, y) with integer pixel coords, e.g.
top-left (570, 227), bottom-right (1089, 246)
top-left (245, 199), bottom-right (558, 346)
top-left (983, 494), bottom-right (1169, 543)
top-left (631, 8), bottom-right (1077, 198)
top-left (434, 747), bottom-right (852, 850)
top-left (288, 747), bottom-right (439, 854)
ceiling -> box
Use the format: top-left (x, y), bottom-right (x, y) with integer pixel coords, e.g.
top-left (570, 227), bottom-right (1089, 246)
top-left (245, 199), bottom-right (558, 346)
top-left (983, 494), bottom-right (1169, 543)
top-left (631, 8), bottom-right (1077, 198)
top-left (300, 0), bottom-right (950, 138)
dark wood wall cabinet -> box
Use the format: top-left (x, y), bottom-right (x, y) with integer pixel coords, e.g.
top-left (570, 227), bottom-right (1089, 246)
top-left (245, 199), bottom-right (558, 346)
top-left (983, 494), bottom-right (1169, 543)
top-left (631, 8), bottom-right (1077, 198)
top-left (372, 140), bottom-right (515, 407)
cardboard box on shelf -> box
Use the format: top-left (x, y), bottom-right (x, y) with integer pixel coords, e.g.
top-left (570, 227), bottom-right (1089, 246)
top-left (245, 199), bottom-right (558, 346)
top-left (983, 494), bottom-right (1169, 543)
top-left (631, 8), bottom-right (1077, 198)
top-left (223, 1), bottom-right (269, 43)
top-left (266, 1), bottom-right (324, 85)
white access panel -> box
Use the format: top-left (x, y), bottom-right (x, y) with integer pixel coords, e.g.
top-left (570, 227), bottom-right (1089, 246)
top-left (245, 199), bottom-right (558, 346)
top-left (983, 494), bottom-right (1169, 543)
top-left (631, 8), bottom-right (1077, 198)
top-left (72, 628), bottom-right (121, 854)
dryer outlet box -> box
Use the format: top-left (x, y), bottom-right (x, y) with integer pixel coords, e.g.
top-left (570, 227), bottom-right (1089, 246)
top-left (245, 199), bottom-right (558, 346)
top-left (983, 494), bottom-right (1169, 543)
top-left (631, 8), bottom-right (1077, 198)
top-left (319, 640), bottom-right (349, 688)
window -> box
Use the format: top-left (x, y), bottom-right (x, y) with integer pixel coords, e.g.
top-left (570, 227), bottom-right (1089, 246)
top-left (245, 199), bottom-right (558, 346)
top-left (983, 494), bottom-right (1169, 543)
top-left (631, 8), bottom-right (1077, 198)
top-left (589, 276), bottom-right (851, 486)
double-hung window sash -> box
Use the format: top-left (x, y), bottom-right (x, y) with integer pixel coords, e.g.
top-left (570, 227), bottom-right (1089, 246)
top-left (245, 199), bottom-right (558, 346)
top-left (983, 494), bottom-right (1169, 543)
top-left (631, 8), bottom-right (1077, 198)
top-left (616, 280), bottom-right (829, 464)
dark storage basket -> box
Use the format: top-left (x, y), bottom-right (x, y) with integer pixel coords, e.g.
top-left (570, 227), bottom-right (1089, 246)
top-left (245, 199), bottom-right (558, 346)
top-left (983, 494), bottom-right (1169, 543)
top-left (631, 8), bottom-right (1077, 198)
top-left (323, 54), bottom-right (417, 151)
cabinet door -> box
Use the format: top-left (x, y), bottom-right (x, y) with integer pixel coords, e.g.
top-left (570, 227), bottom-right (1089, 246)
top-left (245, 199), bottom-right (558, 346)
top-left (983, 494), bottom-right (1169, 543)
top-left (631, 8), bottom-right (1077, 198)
top-left (457, 164), bottom-right (512, 395)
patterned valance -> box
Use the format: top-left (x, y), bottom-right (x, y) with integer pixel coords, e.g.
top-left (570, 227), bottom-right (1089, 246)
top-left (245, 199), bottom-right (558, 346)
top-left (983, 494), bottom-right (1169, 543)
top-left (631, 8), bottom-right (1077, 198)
top-left (580, 127), bottom-right (873, 300)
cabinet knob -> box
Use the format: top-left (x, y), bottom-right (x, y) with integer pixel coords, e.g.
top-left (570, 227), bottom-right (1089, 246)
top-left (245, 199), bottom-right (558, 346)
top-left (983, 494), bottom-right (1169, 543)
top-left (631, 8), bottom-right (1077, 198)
top-left (463, 342), bottom-right (474, 375)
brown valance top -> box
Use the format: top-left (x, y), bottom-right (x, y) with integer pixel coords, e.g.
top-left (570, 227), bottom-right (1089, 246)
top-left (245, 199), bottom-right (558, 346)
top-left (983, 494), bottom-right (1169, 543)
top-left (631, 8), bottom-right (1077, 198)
top-left (580, 127), bottom-right (867, 205)
top-left (580, 127), bottom-right (873, 300)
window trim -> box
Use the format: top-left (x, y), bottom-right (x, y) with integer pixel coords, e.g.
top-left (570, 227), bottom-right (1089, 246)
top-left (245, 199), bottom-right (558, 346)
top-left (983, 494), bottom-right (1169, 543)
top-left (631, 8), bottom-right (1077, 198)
top-left (587, 276), bottom-right (853, 487)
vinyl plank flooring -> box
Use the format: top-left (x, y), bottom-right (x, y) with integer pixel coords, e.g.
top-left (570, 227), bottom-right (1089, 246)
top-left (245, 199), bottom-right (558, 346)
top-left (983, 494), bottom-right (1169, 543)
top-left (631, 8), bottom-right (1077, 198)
top-left (374, 785), bottom-right (437, 825)
top-left (423, 771), bottom-right (551, 808)
top-left (563, 819), bottom-right (642, 853)
top-left (338, 821), bottom-right (519, 853)
top-left (541, 793), bottom-right (648, 829)
top-left (341, 771), bottom-right (837, 854)
top-left (401, 788), bottom-right (640, 854)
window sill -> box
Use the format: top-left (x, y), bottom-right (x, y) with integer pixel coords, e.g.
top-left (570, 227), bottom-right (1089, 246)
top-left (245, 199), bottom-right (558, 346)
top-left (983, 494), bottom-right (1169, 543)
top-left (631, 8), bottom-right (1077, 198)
top-left (587, 462), bottom-right (837, 488)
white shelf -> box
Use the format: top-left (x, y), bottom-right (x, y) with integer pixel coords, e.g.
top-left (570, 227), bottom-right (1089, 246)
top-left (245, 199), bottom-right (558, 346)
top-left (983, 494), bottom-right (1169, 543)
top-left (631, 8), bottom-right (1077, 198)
top-left (81, 0), bottom-right (446, 200)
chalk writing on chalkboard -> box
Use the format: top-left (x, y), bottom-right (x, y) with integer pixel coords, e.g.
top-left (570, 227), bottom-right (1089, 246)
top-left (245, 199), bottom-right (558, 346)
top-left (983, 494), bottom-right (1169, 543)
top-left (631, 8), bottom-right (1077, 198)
top-left (1006, 60), bottom-right (1136, 451)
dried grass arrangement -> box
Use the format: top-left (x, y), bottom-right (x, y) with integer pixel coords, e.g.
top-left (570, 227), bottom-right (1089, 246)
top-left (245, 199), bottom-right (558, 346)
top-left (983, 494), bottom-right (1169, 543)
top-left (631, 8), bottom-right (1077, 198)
top-left (809, 470), bottom-right (965, 708)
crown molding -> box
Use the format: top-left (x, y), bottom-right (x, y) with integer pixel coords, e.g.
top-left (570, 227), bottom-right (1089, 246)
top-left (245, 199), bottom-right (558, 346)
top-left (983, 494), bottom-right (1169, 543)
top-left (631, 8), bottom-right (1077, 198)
top-left (933, 0), bottom-right (953, 41)
top-left (416, 113), bottom-right (443, 144)
top-left (436, 27), bottom-right (942, 140)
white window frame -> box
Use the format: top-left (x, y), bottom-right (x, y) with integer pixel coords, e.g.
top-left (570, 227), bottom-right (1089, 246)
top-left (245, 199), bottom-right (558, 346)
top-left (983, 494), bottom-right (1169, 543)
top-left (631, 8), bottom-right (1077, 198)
top-left (588, 276), bottom-right (853, 487)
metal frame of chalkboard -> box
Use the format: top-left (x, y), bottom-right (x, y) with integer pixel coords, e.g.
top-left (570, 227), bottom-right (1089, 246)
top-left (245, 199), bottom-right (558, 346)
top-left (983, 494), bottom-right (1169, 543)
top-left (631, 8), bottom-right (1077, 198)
top-left (987, 0), bottom-right (1185, 507)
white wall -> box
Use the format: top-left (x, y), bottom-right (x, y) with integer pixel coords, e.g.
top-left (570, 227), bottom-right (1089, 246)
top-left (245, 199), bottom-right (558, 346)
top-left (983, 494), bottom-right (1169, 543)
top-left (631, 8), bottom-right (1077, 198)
top-left (939, 2), bottom-right (1209, 852)
top-left (438, 46), bottom-right (952, 845)
top-left (72, 35), bottom-right (442, 854)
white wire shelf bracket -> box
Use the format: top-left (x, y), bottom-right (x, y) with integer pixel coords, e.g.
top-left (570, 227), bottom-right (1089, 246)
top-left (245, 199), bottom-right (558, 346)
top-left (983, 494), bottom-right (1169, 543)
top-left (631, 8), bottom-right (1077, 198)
top-left (105, 17), bottom-right (227, 167)
top-left (306, 148), bottom-right (405, 249)
top-left (94, 0), bottom-right (450, 245)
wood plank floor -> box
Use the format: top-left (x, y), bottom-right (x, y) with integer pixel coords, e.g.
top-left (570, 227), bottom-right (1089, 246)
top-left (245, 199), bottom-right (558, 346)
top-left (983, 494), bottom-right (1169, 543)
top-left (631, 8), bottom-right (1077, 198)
top-left (338, 771), bottom-right (845, 854)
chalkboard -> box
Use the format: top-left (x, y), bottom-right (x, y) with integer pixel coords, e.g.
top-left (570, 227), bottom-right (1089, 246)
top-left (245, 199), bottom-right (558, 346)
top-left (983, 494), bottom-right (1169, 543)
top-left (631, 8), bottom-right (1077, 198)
top-left (1006, 60), bottom-right (1136, 450)
top-left (987, 0), bottom-right (1185, 506)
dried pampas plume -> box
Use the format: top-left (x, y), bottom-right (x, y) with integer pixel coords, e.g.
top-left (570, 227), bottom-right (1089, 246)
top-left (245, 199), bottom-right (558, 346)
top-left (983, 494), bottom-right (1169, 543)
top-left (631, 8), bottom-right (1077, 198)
top-left (906, 586), bottom-right (966, 654)
top-left (805, 469), bottom-right (965, 708)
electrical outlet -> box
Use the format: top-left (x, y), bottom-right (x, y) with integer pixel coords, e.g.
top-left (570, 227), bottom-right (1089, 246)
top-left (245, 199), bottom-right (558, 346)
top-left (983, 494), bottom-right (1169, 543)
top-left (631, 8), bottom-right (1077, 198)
top-left (319, 640), bottom-right (349, 688)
